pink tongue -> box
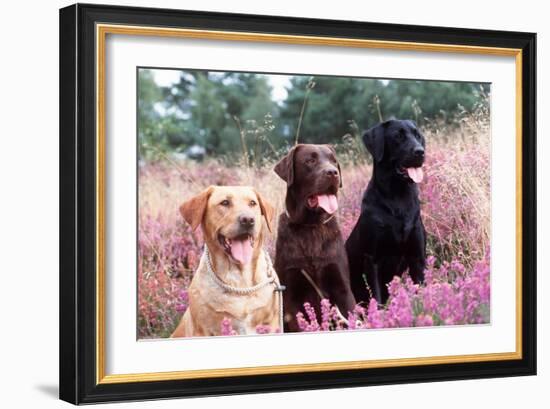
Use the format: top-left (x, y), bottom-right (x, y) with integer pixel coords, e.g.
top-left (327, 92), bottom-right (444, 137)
top-left (406, 167), bottom-right (424, 183)
top-left (316, 194), bottom-right (338, 214)
top-left (230, 238), bottom-right (253, 265)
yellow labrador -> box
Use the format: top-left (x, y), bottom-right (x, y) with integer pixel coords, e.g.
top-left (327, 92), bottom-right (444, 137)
top-left (171, 186), bottom-right (282, 337)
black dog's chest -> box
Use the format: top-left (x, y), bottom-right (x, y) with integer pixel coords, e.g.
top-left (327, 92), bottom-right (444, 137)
top-left (373, 205), bottom-right (419, 243)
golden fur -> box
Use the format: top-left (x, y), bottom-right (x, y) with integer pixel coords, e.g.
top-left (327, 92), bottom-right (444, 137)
top-left (171, 185), bottom-right (281, 337)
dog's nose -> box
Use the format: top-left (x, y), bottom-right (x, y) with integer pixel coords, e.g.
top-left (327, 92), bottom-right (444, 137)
top-left (413, 147), bottom-right (425, 158)
top-left (239, 215), bottom-right (255, 228)
top-left (325, 168), bottom-right (339, 178)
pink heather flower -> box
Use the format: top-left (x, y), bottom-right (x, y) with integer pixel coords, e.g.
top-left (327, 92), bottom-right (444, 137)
top-left (320, 299), bottom-right (332, 331)
top-left (444, 317), bottom-right (455, 325)
top-left (438, 262), bottom-right (449, 281)
top-left (220, 317), bottom-right (236, 336)
top-left (347, 308), bottom-right (365, 330)
top-left (366, 298), bottom-right (385, 329)
top-left (175, 303), bottom-right (187, 313)
top-left (387, 276), bottom-right (402, 298)
top-left (329, 305), bottom-right (345, 331)
top-left (353, 304), bottom-right (366, 321)
top-left (347, 311), bottom-right (357, 330)
top-left (303, 302), bottom-right (321, 331)
top-left (179, 289), bottom-right (189, 303)
top-left (175, 289), bottom-right (189, 313)
top-left (255, 324), bottom-right (273, 334)
top-left (296, 312), bottom-right (310, 332)
top-left (450, 260), bottom-right (466, 275)
top-left (296, 311), bottom-right (308, 332)
top-left (424, 266), bottom-right (434, 285)
top-left (291, 250), bottom-right (488, 333)
top-left (465, 300), bottom-right (480, 318)
top-left (415, 314), bottom-right (434, 327)
top-left (304, 302), bottom-right (317, 323)
top-left (387, 287), bottom-right (413, 327)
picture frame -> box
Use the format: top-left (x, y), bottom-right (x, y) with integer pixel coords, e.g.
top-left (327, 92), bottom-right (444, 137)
top-left (59, 3), bottom-right (536, 404)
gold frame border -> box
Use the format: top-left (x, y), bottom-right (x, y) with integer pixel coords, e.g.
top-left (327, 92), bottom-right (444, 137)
top-left (96, 23), bottom-right (523, 385)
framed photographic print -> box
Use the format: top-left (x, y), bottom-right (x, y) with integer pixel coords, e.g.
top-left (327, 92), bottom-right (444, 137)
top-left (59, 3), bottom-right (536, 404)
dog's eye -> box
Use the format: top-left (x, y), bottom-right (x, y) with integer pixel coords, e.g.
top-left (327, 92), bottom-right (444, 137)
top-left (249, 200), bottom-right (257, 207)
top-left (305, 158), bottom-right (316, 165)
top-left (220, 199), bottom-right (230, 207)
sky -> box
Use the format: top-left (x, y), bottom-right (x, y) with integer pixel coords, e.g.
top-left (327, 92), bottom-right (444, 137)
top-left (152, 69), bottom-right (293, 104)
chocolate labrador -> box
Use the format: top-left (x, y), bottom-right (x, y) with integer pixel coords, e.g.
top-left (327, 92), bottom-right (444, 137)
top-left (346, 119), bottom-right (427, 305)
top-left (274, 144), bottom-right (355, 331)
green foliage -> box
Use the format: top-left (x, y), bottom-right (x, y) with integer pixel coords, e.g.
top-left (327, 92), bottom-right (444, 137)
top-left (279, 76), bottom-right (489, 146)
top-left (138, 70), bottom-right (163, 157)
top-left (139, 69), bottom-right (280, 160)
top-left (138, 68), bottom-right (489, 160)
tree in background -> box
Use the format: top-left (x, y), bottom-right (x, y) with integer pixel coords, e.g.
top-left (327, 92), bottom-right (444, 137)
top-left (138, 69), bottom-right (280, 160)
top-left (138, 68), bottom-right (489, 161)
top-left (137, 70), bottom-right (162, 155)
top-left (279, 76), bottom-right (488, 146)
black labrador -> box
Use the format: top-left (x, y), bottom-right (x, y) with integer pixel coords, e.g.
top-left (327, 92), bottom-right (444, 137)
top-left (346, 119), bottom-right (426, 304)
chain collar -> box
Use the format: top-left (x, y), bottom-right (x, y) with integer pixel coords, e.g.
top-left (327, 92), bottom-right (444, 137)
top-left (203, 246), bottom-right (286, 331)
top-left (204, 246), bottom-right (276, 295)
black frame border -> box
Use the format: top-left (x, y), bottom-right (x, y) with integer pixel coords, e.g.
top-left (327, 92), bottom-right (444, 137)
top-left (59, 3), bottom-right (536, 404)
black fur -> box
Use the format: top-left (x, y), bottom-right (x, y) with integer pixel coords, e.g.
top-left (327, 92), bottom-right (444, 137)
top-left (346, 119), bottom-right (427, 304)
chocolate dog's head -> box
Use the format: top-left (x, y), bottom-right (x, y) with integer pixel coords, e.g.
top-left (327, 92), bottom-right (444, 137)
top-left (363, 119), bottom-right (426, 184)
top-left (274, 144), bottom-right (342, 223)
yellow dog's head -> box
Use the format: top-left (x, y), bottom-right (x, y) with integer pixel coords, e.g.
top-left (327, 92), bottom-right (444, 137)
top-left (180, 186), bottom-right (274, 266)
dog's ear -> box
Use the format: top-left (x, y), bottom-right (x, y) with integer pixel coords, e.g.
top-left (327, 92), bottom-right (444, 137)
top-left (274, 145), bottom-right (299, 186)
top-left (326, 144), bottom-right (343, 188)
top-left (179, 186), bottom-right (214, 231)
top-left (406, 120), bottom-right (426, 147)
top-left (253, 189), bottom-right (275, 233)
top-left (405, 119), bottom-right (418, 129)
top-left (336, 161), bottom-right (343, 188)
top-left (363, 124), bottom-right (385, 163)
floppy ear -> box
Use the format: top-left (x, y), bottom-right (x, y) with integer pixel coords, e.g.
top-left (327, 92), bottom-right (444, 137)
top-left (406, 119), bottom-right (426, 147)
top-left (274, 145), bottom-right (299, 186)
top-left (405, 119), bottom-right (418, 129)
top-left (362, 124), bottom-right (385, 163)
top-left (253, 189), bottom-right (275, 233)
top-left (326, 144), bottom-right (343, 188)
top-left (179, 186), bottom-right (214, 231)
top-left (337, 162), bottom-right (343, 188)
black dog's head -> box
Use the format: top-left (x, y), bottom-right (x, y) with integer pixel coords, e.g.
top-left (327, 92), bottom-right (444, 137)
top-left (363, 119), bottom-right (426, 183)
top-left (274, 144), bottom-right (342, 222)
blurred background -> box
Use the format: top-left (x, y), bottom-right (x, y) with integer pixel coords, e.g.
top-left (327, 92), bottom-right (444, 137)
top-left (138, 68), bottom-right (489, 162)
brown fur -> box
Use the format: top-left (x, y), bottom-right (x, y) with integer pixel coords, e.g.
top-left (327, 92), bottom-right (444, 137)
top-left (274, 144), bottom-right (355, 332)
top-left (171, 185), bottom-right (280, 337)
